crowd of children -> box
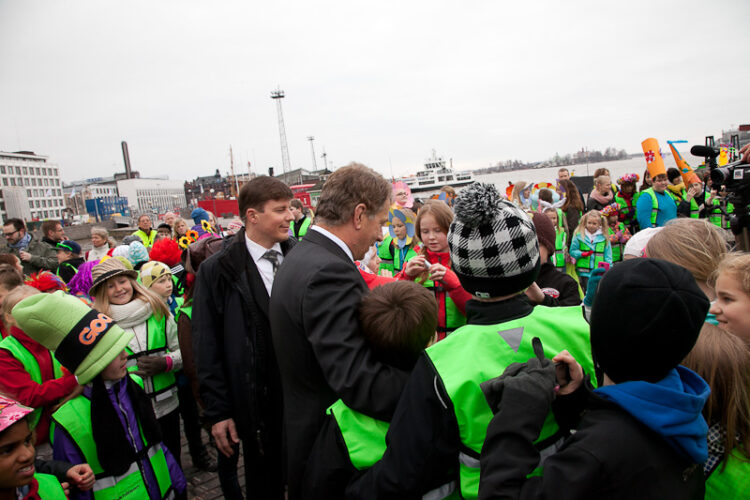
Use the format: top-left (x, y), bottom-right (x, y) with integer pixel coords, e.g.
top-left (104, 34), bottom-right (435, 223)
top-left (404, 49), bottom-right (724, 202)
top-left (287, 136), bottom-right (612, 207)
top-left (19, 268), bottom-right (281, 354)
top-left (0, 141), bottom-right (749, 499)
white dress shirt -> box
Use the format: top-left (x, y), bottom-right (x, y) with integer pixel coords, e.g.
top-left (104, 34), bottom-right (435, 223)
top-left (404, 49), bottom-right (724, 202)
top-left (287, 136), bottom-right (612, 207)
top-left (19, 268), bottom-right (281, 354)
top-left (245, 233), bottom-right (284, 296)
top-left (310, 225), bottom-right (354, 261)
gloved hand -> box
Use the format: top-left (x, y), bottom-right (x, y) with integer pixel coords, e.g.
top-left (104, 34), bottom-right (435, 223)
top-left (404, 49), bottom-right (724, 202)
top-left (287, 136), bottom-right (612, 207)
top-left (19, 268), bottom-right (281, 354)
top-left (134, 355), bottom-right (168, 377)
top-left (583, 267), bottom-right (607, 308)
top-left (480, 337), bottom-right (557, 413)
top-left (581, 250), bottom-right (593, 257)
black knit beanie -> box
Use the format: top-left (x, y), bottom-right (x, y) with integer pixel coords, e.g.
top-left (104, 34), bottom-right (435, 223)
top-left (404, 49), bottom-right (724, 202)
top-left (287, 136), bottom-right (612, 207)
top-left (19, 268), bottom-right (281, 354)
top-left (448, 183), bottom-right (540, 298)
top-left (590, 258), bottom-right (709, 383)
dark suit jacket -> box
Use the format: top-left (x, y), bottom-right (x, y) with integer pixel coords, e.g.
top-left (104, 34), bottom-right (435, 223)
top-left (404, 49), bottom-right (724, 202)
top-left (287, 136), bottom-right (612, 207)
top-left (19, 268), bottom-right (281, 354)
top-left (270, 228), bottom-right (408, 499)
top-left (193, 230), bottom-right (295, 441)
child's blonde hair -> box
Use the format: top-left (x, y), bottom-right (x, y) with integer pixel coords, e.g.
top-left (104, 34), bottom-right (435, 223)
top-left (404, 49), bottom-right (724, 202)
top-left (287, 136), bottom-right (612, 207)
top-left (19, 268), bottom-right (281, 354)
top-left (92, 274), bottom-right (169, 319)
top-left (646, 219), bottom-right (727, 286)
top-left (574, 210), bottom-right (608, 237)
top-left (714, 252), bottom-right (750, 296)
top-left (543, 207), bottom-right (566, 232)
top-left (2, 285), bottom-right (39, 327)
top-left (510, 181), bottom-right (529, 206)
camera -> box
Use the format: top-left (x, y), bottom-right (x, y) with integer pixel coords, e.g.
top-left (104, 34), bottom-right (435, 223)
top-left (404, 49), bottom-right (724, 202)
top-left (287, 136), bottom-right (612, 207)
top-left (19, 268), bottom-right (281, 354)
top-left (690, 145), bottom-right (750, 195)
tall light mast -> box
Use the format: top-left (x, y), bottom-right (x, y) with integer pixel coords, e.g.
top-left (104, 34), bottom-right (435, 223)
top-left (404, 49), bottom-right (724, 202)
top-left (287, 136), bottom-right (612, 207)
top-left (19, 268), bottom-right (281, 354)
top-left (229, 145), bottom-right (239, 197)
top-left (270, 88), bottom-right (291, 176)
top-left (307, 136), bottom-right (318, 171)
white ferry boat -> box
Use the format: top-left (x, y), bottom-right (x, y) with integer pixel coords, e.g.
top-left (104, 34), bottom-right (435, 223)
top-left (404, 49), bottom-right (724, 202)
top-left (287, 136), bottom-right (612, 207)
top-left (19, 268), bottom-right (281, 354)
top-left (401, 151), bottom-right (475, 192)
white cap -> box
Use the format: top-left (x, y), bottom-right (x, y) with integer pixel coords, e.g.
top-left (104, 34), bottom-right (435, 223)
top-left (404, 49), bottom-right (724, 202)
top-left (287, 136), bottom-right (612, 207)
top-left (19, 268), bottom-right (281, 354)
top-left (624, 227), bottom-right (663, 258)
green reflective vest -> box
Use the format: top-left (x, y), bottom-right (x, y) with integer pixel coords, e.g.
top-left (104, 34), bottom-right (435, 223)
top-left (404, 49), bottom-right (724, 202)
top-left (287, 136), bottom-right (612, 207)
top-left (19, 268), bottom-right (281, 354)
top-left (642, 188), bottom-right (661, 226)
top-left (327, 399), bottom-right (389, 470)
top-left (0, 335), bottom-right (64, 429)
top-left (132, 229), bottom-right (157, 248)
top-left (575, 237), bottom-right (607, 271)
top-left (705, 447), bottom-right (750, 499)
top-left (378, 236), bottom-right (419, 273)
top-left (33, 473), bottom-right (67, 500)
top-left (124, 315), bottom-right (176, 399)
top-left (52, 394), bottom-right (174, 500)
top-left (421, 277), bottom-right (467, 335)
top-left (291, 216), bottom-right (312, 239)
top-left (607, 223), bottom-right (626, 263)
top-left (552, 230), bottom-right (566, 270)
top-left (426, 305), bottom-right (595, 499)
top-left (176, 302), bottom-right (192, 322)
top-left (708, 198), bottom-right (734, 229)
top-left (614, 192), bottom-right (638, 227)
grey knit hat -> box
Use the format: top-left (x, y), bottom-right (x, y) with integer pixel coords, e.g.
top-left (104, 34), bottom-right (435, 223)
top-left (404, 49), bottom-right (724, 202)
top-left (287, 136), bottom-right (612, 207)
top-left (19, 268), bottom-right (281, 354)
top-left (448, 183), bottom-right (540, 298)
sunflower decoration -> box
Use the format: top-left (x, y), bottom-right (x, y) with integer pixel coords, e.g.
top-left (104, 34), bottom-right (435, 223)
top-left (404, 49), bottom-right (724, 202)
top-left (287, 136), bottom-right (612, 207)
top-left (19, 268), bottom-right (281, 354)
top-left (201, 219), bottom-right (216, 234)
top-left (178, 230), bottom-right (200, 249)
top-left (388, 208), bottom-right (416, 248)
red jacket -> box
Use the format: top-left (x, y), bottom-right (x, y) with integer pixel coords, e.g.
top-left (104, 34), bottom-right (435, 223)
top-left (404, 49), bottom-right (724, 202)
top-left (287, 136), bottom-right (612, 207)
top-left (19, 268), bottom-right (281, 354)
top-left (0, 326), bottom-right (77, 444)
top-left (397, 248), bottom-right (472, 339)
top-left (358, 268), bottom-right (397, 290)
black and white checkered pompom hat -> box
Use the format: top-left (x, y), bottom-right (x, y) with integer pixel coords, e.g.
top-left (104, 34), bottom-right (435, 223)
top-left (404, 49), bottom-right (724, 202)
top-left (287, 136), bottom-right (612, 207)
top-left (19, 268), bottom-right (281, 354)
top-left (448, 183), bottom-right (540, 299)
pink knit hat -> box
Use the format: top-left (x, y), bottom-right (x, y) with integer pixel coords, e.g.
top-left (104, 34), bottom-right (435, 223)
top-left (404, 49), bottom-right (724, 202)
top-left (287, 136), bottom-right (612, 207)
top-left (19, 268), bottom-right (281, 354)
top-left (0, 394), bottom-right (33, 432)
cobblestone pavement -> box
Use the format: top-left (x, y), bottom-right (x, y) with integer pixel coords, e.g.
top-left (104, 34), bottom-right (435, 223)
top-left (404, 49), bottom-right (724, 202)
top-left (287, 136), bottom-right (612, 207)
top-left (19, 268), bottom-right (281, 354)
top-left (180, 429), bottom-right (245, 500)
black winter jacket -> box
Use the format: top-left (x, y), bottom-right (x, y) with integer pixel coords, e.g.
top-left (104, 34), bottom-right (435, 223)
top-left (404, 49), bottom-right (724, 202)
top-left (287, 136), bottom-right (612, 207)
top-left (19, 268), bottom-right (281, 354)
top-left (535, 262), bottom-right (581, 307)
top-left (478, 380), bottom-right (705, 500)
top-left (192, 231), bottom-right (295, 441)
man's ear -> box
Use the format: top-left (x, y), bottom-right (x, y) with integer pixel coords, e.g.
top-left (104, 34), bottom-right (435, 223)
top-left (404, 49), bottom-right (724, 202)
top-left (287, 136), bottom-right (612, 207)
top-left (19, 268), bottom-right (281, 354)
top-left (245, 208), bottom-right (257, 225)
top-left (353, 203), bottom-right (367, 230)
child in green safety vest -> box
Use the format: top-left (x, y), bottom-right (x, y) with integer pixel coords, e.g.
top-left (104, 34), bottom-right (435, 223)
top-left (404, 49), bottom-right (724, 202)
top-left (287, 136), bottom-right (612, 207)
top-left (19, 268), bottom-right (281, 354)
top-left (0, 285), bottom-right (80, 448)
top-left (569, 210), bottom-right (612, 290)
top-left (399, 201), bottom-right (471, 340)
top-left (54, 241), bottom-right (84, 285)
top-left (683, 324), bottom-right (750, 498)
top-left (705, 186), bottom-right (735, 230)
top-left (478, 258), bottom-right (711, 498)
top-left (88, 258), bottom-right (184, 470)
top-left (378, 207), bottom-right (420, 275)
top-left (0, 393), bottom-right (96, 500)
top-left (9, 291), bottom-right (186, 500)
top-left (542, 207), bottom-right (567, 271)
top-left (346, 183), bottom-right (596, 500)
top-left (303, 280), bottom-right (438, 497)
top-left (614, 173), bottom-right (639, 232)
top-left (600, 204), bottom-right (630, 263)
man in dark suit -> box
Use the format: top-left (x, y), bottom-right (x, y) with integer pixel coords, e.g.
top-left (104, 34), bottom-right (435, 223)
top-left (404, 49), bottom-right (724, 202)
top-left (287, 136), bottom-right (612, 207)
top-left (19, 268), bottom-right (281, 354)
top-left (193, 176), bottom-right (295, 500)
top-left (270, 163), bottom-right (410, 499)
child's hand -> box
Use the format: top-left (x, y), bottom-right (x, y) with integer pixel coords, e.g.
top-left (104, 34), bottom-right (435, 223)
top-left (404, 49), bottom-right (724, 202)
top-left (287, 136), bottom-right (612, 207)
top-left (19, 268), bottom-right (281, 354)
top-left (580, 250), bottom-right (593, 257)
top-left (524, 282), bottom-right (546, 304)
top-left (552, 350), bottom-right (584, 396)
top-left (134, 356), bottom-right (168, 377)
top-left (428, 263), bottom-right (447, 282)
top-left (66, 463), bottom-right (95, 491)
top-left (378, 268), bottom-right (393, 278)
top-left (404, 256), bottom-right (428, 277)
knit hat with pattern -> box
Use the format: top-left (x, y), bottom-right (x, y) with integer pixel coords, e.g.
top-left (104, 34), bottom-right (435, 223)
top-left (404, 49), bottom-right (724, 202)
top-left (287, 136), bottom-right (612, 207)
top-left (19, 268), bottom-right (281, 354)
top-left (448, 183), bottom-right (540, 298)
top-left (140, 261), bottom-right (171, 289)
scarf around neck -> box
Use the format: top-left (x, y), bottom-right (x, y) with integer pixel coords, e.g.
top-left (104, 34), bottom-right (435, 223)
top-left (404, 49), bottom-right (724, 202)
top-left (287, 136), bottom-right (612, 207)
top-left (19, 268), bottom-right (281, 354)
top-left (589, 190), bottom-right (613, 205)
top-left (108, 299), bottom-right (153, 328)
top-left (9, 232), bottom-right (32, 250)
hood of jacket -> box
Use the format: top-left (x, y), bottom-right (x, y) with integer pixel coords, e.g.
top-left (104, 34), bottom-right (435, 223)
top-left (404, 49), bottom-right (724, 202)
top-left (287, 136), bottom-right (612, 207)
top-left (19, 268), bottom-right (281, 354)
top-left (595, 365), bottom-right (710, 463)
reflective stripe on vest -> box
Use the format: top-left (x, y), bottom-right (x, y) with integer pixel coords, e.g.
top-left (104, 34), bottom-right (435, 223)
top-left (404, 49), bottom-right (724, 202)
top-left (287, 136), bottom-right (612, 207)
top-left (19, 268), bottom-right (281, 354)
top-left (34, 473), bottom-right (68, 500)
top-left (553, 230), bottom-right (566, 270)
top-left (705, 447), bottom-right (750, 499)
top-left (642, 188), bottom-right (660, 226)
top-left (0, 336), bottom-right (63, 429)
top-left (125, 315), bottom-right (176, 399)
top-left (327, 399), bottom-right (389, 470)
top-left (688, 197), bottom-right (699, 219)
top-left (426, 306), bottom-right (595, 500)
top-left (52, 394), bottom-right (174, 500)
top-left (422, 278), bottom-right (467, 334)
top-left (575, 237), bottom-right (607, 271)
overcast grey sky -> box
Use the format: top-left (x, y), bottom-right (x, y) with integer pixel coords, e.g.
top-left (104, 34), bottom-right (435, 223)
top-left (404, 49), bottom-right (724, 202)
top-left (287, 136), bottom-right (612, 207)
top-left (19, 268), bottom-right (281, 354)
top-left (1, 0), bottom-right (748, 182)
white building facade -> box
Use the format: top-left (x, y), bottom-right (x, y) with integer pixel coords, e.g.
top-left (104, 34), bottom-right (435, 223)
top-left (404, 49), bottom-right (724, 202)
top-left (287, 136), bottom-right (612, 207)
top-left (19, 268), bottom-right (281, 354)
top-left (0, 151), bottom-right (65, 223)
top-left (116, 178), bottom-right (187, 214)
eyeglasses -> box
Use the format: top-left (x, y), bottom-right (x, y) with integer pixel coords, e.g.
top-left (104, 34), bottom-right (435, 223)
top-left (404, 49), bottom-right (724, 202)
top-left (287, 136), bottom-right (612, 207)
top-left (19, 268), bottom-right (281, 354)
top-left (2, 229), bottom-right (19, 237)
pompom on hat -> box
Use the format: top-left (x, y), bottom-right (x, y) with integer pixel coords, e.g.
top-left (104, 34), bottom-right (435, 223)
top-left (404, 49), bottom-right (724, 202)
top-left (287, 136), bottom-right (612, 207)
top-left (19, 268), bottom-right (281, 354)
top-left (448, 183), bottom-right (540, 298)
top-left (89, 257), bottom-right (138, 296)
top-left (11, 291), bottom-right (134, 384)
top-left (140, 261), bottom-right (171, 289)
top-left (0, 395), bottom-right (33, 433)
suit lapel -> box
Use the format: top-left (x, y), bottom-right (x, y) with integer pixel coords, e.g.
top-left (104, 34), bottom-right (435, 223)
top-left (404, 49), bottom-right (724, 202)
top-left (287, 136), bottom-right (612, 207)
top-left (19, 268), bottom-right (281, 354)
top-left (245, 255), bottom-right (270, 320)
top-left (303, 229), bottom-right (357, 269)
